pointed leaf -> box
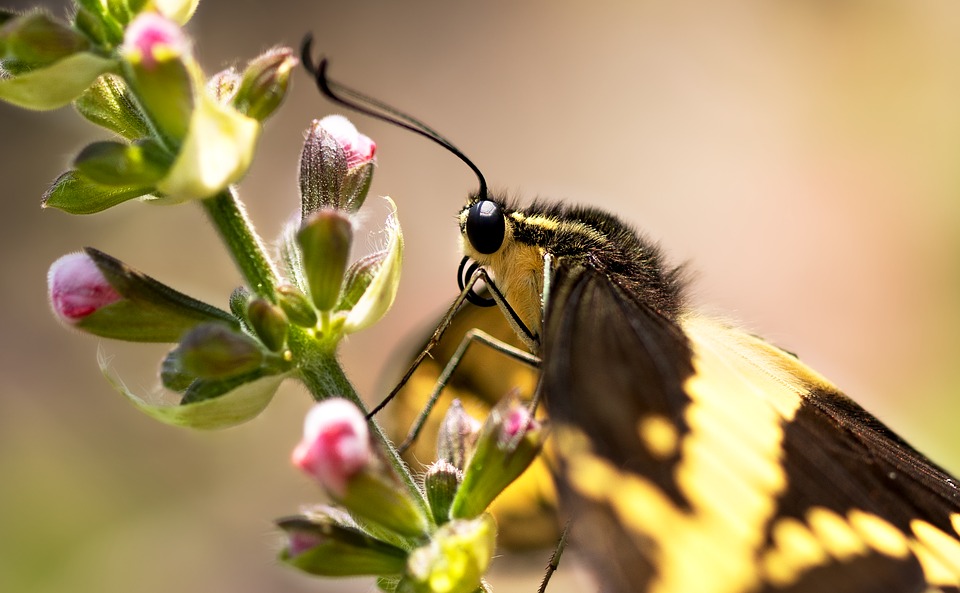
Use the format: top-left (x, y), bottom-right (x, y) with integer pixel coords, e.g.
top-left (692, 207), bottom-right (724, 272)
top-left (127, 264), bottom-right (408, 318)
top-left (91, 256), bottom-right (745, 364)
top-left (42, 170), bottom-right (152, 214)
top-left (344, 198), bottom-right (403, 333)
top-left (0, 52), bottom-right (117, 110)
top-left (101, 351), bottom-right (287, 429)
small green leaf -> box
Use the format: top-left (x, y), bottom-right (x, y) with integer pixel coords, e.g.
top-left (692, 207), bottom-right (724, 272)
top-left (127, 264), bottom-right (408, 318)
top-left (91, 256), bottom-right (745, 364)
top-left (297, 209), bottom-right (353, 312)
top-left (42, 170), bottom-right (151, 214)
top-left (0, 51), bottom-right (117, 110)
top-left (0, 11), bottom-right (90, 73)
top-left (74, 139), bottom-right (172, 187)
top-left (101, 351), bottom-right (287, 429)
top-left (277, 515), bottom-right (408, 577)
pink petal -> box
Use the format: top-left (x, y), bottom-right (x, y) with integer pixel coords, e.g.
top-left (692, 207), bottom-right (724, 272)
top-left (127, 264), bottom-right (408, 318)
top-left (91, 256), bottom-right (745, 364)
top-left (47, 252), bottom-right (122, 323)
top-left (292, 399), bottom-right (371, 497)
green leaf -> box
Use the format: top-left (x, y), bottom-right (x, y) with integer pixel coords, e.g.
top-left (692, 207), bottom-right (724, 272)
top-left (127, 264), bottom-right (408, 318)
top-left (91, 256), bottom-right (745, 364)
top-left (101, 351), bottom-right (288, 430)
top-left (74, 139), bottom-right (172, 187)
top-left (0, 51), bottom-right (116, 110)
top-left (42, 170), bottom-right (151, 214)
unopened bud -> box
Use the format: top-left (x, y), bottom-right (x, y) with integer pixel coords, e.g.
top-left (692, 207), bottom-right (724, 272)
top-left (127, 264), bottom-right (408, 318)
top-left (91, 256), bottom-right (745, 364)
top-left (246, 298), bottom-right (288, 352)
top-left (232, 46), bottom-right (296, 122)
top-left (276, 284), bottom-right (318, 327)
top-left (74, 74), bottom-right (150, 140)
top-left (450, 395), bottom-right (544, 519)
top-left (293, 399), bottom-right (430, 539)
top-left (277, 513), bottom-right (407, 577)
top-left (437, 400), bottom-right (482, 471)
top-left (297, 209), bottom-right (353, 312)
top-left (175, 323), bottom-right (264, 379)
top-left (424, 460), bottom-right (462, 525)
top-left (207, 67), bottom-right (240, 104)
top-left (298, 115), bottom-right (375, 215)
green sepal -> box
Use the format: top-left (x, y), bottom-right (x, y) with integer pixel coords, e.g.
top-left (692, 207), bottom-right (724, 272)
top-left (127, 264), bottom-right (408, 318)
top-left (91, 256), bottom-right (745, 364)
top-left (73, 247), bottom-right (240, 342)
top-left (298, 120), bottom-right (348, 216)
top-left (0, 51), bottom-right (117, 110)
top-left (277, 515), bottom-right (408, 577)
top-left (74, 74), bottom-right (150, 140)
top-left (42, 170), bottom-right (152, 214)
top-left (405, 515), bottom-right (496, 593)
top-left (0, 10), bottom-right (90, 74)
top-left (228, 286), bottom-right (251, 322)
top-left (339, 468), bottom-right (431, 541)
top-left (73, 138), bottom-right (172, 187)
top-left (341, 161), bottom-right (373, 212)
top-left (337, 251), bottom-right (378, 312)
top-left (297, 209), bottom-right (353, 312)
top-left (101, 353), bottom-right (287, 429)
top-left (343, 198), bottom-right (403, 334)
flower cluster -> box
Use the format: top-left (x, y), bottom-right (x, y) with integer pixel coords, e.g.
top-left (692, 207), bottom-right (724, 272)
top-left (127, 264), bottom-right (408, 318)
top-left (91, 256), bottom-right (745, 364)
top-left (4, 2), bottom-right (547, 592)
top-left (281, 396), bottom-right (544, 593)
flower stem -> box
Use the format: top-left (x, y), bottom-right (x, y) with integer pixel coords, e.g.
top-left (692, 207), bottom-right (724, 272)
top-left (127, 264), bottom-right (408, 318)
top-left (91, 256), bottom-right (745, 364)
top-left (201, 187), bottom-right (279, 299)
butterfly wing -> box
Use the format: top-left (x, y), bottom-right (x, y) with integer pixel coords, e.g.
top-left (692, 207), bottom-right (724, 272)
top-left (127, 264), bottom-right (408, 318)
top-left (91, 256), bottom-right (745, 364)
top-left (541, 262), bottom-right (960, 592)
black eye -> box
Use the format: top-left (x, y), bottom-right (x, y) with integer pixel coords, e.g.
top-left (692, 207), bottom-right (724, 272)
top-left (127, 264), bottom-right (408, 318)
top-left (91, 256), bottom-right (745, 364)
top-left (466, 200), bottom-right (505, 255)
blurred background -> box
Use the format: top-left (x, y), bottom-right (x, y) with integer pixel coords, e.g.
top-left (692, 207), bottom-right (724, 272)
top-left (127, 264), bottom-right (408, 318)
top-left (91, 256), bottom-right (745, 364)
top-left (3, 1), bottom-right (960, 592)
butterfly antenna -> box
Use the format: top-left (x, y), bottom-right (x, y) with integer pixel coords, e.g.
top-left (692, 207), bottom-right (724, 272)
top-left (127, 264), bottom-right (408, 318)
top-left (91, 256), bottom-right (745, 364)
top-left (301, 34), bottom-right (488, 200)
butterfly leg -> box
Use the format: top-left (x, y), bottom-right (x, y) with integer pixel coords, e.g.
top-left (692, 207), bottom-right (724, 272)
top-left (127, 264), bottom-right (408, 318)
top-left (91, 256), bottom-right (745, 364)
top-left (397, 327), bottom-right (539, 453)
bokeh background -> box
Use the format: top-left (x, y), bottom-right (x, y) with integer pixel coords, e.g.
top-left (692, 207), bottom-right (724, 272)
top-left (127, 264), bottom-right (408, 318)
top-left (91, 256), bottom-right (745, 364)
top-left (3, 1), bottom-right (960, 592)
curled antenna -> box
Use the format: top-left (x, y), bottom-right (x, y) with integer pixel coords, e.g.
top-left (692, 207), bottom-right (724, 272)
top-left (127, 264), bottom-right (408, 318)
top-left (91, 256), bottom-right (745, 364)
top-left (301, 34), bottom-right (488, 201)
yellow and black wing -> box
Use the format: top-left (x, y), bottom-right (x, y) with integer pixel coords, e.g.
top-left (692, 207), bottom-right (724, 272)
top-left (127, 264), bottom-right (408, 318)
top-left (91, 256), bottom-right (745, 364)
top-left (542, 263), bottom-right (960, 592)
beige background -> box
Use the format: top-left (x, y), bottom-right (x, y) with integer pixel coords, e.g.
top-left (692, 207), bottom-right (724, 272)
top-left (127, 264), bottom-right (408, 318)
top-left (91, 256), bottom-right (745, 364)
top-left (3, 1), bottom-right (960, 592)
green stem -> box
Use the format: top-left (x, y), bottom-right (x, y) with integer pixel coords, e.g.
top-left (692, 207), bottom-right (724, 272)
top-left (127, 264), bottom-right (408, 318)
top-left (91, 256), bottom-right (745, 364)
top-left (201, 187), bottom-right (279, 298)
top-left (296, 342), bottom-right (430, 521)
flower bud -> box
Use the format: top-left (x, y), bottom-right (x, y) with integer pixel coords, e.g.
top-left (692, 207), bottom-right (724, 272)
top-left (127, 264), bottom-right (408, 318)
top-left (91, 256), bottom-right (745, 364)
top-left (174, 323), bottom-right (264, 380)
top-left (450, 396), bottom-right (545, 520)
top-left (207, 67), bottom-right (240, 104)
top-left (424, 460), bottom-right (462, 525)
top-left (276, 284), bottom-right (318, 327)
top-left (298, 115), bottom-right (376, 215)
top-left (73, 138), bottom-right (172, 188)
top-left (47, 248), bottom-right (239, 341)
top-left (436, 400), bottom-right (482, 471)
top-left (293, 399), bottom-right (430, 539)
top-left (246, 298), bottom-right (288, 352)
top-left (231, 46), bottom-right (296, 122)
top-left (277, 513), bottom-right (407, 577)
top-left (0, 10), bottom-right (89, 74)
top-left (120, 12), bottom-right (193, 144)
top-left (48, 251), bottom-right (122, 323)
top-left (228, 285), bottom-right (251, 320)
top-left (74, 74), bottom-right (150, 140)
top-left (405, 515), bottom-right (496, 593)
top-left (297, 209), bottom-right (353, 312)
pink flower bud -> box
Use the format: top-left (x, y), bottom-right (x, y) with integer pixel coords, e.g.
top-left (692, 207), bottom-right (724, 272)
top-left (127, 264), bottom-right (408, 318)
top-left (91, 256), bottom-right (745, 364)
top-left (47, 252), bottom-right (121, 323)
top-left (317, 115), bottom-right (376, 169)
top-left (502, 404), bottom-right (536, 442)
top-left (122, 12), bottom-right (189, 70)
top-left (292, 399), bottom-right (371, 497)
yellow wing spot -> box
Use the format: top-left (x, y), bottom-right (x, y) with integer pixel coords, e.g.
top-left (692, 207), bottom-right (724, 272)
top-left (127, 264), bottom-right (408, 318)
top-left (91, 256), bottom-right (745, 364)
top-left (761, 517), bottom-right (834, 586)
top-left (910, 520), bottom-right (960, 584)
top-left (637, 415), bottom-right (679, 459)
top-left (951, 513), bottom-right (960, 539)
top-left (806, 507), bottom-right (868, 561)
top-left (848, 510), bottom-right (910, 559)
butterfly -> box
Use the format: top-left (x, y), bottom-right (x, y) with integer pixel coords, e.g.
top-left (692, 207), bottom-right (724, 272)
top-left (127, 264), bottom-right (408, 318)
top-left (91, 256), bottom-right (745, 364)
top-left (302, 39), bottom-right (960, 592)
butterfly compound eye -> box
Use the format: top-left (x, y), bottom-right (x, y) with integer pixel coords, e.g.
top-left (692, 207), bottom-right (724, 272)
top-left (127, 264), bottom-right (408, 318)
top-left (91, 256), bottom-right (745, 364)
top-left (466, 200), bottom-right (505, 255)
